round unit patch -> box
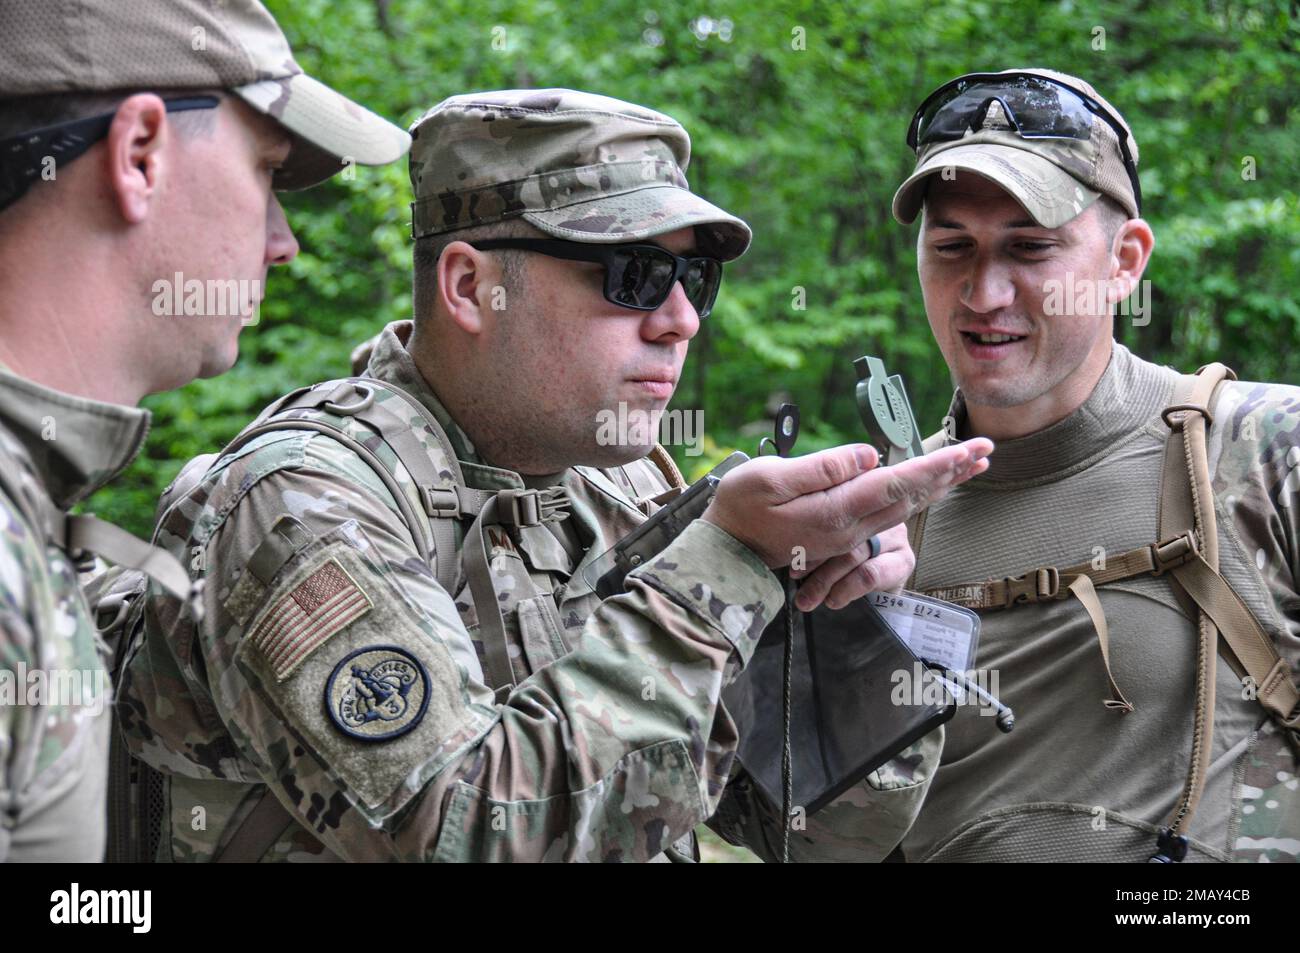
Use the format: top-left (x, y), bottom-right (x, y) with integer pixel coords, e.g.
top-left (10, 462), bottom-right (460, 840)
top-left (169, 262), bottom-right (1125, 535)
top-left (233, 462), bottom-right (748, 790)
top-left (325, 645), bottom-right (430, 741)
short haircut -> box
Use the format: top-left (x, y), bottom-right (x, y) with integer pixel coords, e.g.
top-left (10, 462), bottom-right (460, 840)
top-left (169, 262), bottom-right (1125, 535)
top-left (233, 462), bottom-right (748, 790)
top-left (412, 218), bottom-right (546, 323)
top-left (1092, 193), bottom-right (1130, 245)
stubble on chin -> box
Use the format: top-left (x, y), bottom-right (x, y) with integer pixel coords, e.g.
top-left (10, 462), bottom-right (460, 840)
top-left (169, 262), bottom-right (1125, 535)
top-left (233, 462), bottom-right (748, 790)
top-left (956, 373), bottom-right (1044, 409)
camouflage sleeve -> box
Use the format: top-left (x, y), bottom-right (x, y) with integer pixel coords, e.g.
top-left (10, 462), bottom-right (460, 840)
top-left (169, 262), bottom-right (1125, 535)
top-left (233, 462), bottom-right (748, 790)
top-left (1209, 379), bottom-right (1300, 664)
top-left (142, 432), bottom-right (783, 862)
top-left (707, 727), bottom-right (944, 862)
top-left (0, 495), bottom-right (111, 862)
top-left (0, 508), bottom-right (36, 862)
top-left (1207, 379), bottom-right (1300, 859)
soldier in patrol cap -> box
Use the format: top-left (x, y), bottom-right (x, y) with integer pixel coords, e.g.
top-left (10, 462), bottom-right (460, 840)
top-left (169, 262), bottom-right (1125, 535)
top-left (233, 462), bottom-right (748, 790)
top-left (0, 0), bottom-right (409, 861)
top-left (119, 88), bottom-right (993, 862)
top-left (891, 68), bottom-right (1300, 862)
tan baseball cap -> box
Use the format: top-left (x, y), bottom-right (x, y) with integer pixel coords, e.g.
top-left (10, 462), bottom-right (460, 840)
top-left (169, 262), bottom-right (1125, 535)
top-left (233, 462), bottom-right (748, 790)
top-left (0, 0), bottom-right (410, 189)
top-left (408, 89), bottom-right (751, 261)
top-left (892, 68), bottom-right (1140, 228)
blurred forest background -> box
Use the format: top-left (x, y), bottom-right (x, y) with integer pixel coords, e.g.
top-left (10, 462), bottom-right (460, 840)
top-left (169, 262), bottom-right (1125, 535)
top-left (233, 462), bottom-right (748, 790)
top-left (94, 0), bottom-right (1300, 537)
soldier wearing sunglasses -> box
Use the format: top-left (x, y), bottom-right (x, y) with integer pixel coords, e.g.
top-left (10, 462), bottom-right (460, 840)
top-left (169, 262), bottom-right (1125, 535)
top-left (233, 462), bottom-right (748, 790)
top-left (891, 69), bottom-right (1300, 862)
top-left (120, 88), bottom-right (992, 863)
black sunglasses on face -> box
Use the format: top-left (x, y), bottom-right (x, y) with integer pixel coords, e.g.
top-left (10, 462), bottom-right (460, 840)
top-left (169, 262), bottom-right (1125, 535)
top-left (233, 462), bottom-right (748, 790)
top-left (0, 96), bottom-right (221, 213)
top-left (469, 237), bottom-right (725, 318)
top-left (907, 72), bottom-right (1141, 213)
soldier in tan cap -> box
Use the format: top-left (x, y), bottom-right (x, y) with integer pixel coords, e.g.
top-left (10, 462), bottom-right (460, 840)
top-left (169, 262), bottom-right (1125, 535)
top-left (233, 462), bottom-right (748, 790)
top-left (120, 88), bottom-right (992, 862)
top-left (0, 0), bottom-right (409, 861)
top-left (892, 69), bottom-right (1300, 862)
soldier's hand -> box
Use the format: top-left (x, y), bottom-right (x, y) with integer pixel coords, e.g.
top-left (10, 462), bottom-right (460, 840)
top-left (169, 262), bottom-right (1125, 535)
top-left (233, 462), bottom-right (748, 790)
top-left (701, 438), bottom-right (993, 583)
top-left (788, 521), bottom-right (913, 611)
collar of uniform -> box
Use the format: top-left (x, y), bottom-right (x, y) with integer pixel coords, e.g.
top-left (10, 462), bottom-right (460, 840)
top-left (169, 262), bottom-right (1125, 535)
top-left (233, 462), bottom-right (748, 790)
top-left (0, 370), bottom-right (150, 508)
top-left (944, 339), bottom-right (1176, 485)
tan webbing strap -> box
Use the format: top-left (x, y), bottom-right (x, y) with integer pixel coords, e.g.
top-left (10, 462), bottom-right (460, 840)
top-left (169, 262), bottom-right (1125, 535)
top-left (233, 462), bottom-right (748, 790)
top-left (1171, 554), bottom-right (1300, 722)
top-left (648, 444), bottom-right (688, 491)
top-left (213, 788), bottom-right (297, 863)
top-left (455, 499), bottom-right (513, 698)
top-left (1159, 371), bottom-right (1300, 746)
top-left (905, 507), bottom-right (928, 592)
top-left (922, 534), bottom-right (1199, 611)
top-left (420, 484), bottom-right (494, 594)
top-left (8, 443), bottom-right (189, 613)
top-left (240, 383), bottom-right (316, 431)
top-left (1068, 574), bottom-right (1134, 713)
top-left (347, 387), bottom-right (474, 594)
top-left (55, 511), bottom-right (201, 622)
top-left (1157, 365), bottom-right (1231, 835)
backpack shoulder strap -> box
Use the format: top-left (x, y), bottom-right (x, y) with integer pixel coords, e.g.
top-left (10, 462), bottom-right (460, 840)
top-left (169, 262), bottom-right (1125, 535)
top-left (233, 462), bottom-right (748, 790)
top-left (219, 378), bottom-right (493, 594)
top-left (646, 444), bottom-right (687, 491)
top-left (1163, 362), bottom-right (1300, 728)
top-left (614, 445), bottom-right (688, 512)
top-left (1156, 364), bottom-right (1300, 844)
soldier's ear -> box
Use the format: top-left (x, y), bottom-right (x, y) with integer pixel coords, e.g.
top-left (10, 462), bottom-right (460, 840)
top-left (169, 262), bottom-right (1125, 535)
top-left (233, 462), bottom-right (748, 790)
top-left (1107, 217), bottom-right (1154, 305)
top-left (105, 93), bottom-right (169, 225)
top-left (436, 240), bottom-right (494, 335)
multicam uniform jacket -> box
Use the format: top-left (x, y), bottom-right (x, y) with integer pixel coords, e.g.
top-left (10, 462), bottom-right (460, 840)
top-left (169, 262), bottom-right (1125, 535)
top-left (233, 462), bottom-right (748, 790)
top-left (118, 321), bottom-right (941, 862)
top-left (0, 370), bottom-right (150, 861)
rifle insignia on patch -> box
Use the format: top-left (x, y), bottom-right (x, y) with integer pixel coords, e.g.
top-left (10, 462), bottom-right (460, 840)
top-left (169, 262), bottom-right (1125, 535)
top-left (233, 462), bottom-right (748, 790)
top-left (325, 645), bottom-right (429, 741)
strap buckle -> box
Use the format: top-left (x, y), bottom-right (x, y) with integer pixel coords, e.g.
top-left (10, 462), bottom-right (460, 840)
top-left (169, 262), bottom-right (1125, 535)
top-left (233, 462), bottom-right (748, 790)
top-left (421, 485), bottom-right (471, 519)
top-left (496, 489), bottom-right (542, 528)
top-left (1150, 531), bottom-right (1197, 575)
top-left (1004, 566), bottom-right (1061, 605)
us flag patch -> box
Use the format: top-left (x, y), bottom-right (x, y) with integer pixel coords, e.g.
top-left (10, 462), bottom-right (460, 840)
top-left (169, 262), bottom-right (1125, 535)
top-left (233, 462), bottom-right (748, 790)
top-left (251, 558), bottom-right (373, 682)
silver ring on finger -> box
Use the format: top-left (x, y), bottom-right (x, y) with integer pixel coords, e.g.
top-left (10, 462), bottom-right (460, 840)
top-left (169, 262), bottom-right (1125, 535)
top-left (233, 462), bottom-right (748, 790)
top-left (867, 534), bottom-right (881, 560)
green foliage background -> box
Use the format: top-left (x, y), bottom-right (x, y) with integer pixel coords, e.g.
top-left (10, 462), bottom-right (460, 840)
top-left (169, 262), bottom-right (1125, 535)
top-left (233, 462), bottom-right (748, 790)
top-left (92, 0), bottom-right (1300, 535)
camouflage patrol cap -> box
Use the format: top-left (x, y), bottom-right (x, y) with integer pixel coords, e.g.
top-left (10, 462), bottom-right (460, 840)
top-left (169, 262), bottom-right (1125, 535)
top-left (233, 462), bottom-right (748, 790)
top-left (408, 89), bottom-right (751, 261)
top-left (0, 0), bottom-right (410, 189)
top-left (893, 68), bottom-right (1140, 228)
